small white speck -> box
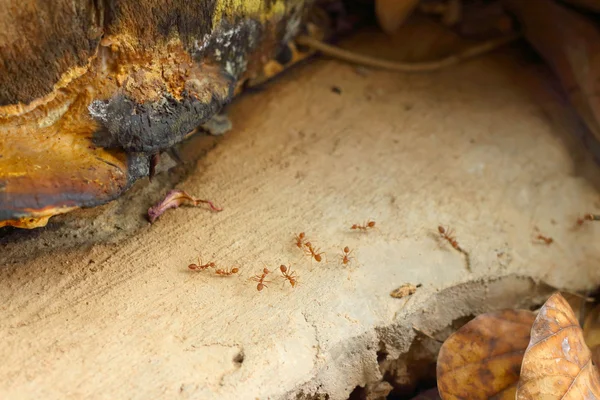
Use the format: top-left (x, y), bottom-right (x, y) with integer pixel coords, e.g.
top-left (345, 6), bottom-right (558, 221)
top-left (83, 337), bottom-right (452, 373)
top-left (562, 337), bottom-right (571, 358)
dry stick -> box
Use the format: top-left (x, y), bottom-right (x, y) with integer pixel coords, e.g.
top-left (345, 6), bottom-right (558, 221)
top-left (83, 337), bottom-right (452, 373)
top-left (295, 33), bottom-right (520, 73)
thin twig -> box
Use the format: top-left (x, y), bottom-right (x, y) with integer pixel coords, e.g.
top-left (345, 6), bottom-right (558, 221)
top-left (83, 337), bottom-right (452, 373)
top-left (295, 33), bottom-right (520, 73)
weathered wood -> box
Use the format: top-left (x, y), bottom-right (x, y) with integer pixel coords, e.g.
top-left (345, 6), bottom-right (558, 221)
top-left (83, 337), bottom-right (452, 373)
top-left (0, 37), bottom-right (597, 397)
top-left (0, 0), bottom-right (101, 106)
top-left (0, 0), bottom-right (315, 228)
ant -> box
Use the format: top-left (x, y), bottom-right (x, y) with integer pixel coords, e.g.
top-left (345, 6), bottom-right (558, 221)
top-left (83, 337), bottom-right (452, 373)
top-left (251, 268), bottom-right (271, 291)
top-left (535, 235), bottom-right (553, 245)
top-left (340, 246), bottom-right (353, 266)
top-left (304, 242), bottom-right (325, 263)
top-left (438, 225), bottom-right (471, 272)
top-left (294, 232), bottom-right (306, 249)
top-left (532, 227), bottom-right (553, 245)
top-left (215, 267), bottom-right (239, 276)
top-left (438, 226), bottom-right (460, 249)
top-left (577, 214), bottom-right (600, 225)
top-left (188, 257), bottom-right (216, 271)
top-left (351, 220), bottom-right (376, 231)
top-left (280, 265), bottom-right (298, 288)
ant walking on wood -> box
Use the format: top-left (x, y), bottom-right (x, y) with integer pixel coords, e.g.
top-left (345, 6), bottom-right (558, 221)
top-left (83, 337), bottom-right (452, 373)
top-left (340, 246), bottom-right (353, 266)
top-left (294, 232), bottom-right (306, 249)
top-left (438, 225), bottom-right (471, 272)
top-left (251, 268), bottom-right (271, 291)
top-left (215, 267), bottom-right (239, 276)
top-left (188, 257), bottom-right (216, 271)
top-left (351, 221), bottom-right (376, 231)
top-left (532, 226), bottom-right (553, 245)
top-left (577, 214), bottom-right (600, 225)
top-left (280, 265), bottom-right (298, 288)
top-left (304, 242), bottom-right (325, 263)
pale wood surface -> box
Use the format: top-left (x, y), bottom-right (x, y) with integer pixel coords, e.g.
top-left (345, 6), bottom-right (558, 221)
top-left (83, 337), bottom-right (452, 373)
top-left (2, 31), bottom-right (600, 399)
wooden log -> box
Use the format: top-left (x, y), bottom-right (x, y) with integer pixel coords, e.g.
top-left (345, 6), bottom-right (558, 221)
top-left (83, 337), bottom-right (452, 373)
top-left (0, 0), bottom-right (317, 228)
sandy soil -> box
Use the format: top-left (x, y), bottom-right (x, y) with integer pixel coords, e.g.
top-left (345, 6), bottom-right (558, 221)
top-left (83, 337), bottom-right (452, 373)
top-left (2, 30), bottom-right (600, 399)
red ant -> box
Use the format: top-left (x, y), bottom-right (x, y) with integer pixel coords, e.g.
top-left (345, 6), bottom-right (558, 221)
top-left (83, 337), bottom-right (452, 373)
top-left (532, 226), bottom-right (553, 245)
top-left (280, 265), bottom-right (298, 288)
top-left (351, 220), bottom-right (376, 231)
top-left (251, 268), bottom-right (271, 291)
top-left (535, 235), bottom-right (553, 245)
top-left (294, 232), bottom-right (306, 249)
top-left (438, 226), bottom-right (460, 250)
top-left (577, 214), bottom-right (600, 225)
top-left (438, 225), bottom-right (471, 272)
top-left (340, 246), bottom-right (353, 266)
top-left (188, 257), bottom-right (216, 271)
top-left (304, 242), bottom-right (325, 262)
top-left (215, 267), bottom-right (239, 276)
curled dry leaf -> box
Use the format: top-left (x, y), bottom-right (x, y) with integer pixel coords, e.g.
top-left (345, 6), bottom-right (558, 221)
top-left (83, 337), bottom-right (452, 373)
top-left (517, 292), bottom-right (600, 399)
top-left (437, 309), bottom-right (536, 400)
top-left (375, 0), bottom-right (420, 34)
top-left (147, 189), bottom-right (222, 223)
top-left (390, 283), bottom-right (421, 299)
top-left (584, 304), bottom-right (600, 365)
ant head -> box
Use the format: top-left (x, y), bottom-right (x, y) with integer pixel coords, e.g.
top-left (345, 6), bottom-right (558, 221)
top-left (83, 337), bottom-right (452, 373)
top-left (343, 246), bottom-right (350, 253)
top-left (299, 232), bottom-right (305, 238)
top-left (232, 268), bottom-right (239, 273)
top-left (263, 267), bottom-right (270, 274)
top-left (438, 226), bottom-right (445, 234)
top-left (280, 265), bottom-right (287, 273)
top-left (351, 224), bottom-right (358, 229)
top-left (368, 221), bottom-right (376, 228)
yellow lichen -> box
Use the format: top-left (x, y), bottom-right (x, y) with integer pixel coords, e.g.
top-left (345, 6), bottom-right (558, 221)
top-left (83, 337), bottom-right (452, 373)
top-left (212, 0), bottom-right (288, 25)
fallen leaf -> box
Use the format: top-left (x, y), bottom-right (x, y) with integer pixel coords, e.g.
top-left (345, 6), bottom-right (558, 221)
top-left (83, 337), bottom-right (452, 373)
top-left (390, 283), bottom-right (421, 299)
top-left (561, 291), bottom-right (593, 327)
top-left (593, 346), bottom-right (600, 369)
top-left (584, 303), bottom-right (600, 352)
top-left (516, 292), bottom-right (600, 399)
top-left (147, 189), bottom-right (222, 223)
top-left (581, 300), bottom-right (600, 369)
top-left (437, 309), bottom-right (535, 400)
top-left (375, 0), bottom-right (420, 34)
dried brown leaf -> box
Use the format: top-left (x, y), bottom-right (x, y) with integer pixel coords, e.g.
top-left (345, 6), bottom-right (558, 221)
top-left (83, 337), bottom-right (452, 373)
top-left (437, 309), bottom-right (535, 400)
top-left (147, 189), bottom-right (222, 223)
top-left (375, 0), bottom-right (420, 34)
top-left (516, 292), bottom-right (600, 399)
top-left (390, 283), bottom-right (420, 299)
top-left (592, 345), bottom-right (600, 368)
top-left (562, 291), bottom-right (594, 326)
top-left (584, 303), bottom-right (600, 351)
